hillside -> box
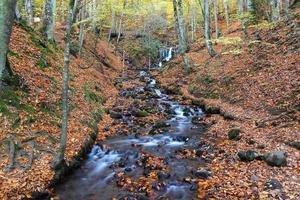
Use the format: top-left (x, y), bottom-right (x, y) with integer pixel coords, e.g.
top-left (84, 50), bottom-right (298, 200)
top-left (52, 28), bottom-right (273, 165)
top-left (0, 23), bottom-right (123, 199)
top-left (156, 13), bottom-right (300, 199)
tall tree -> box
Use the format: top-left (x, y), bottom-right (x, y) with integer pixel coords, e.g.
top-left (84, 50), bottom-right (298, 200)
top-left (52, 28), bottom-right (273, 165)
top-left (108, 0), bottom-right (116, 42)
top-left (78, 0), bottom-right (87, 57)
top-left (54, 0), bottom-right (75, 169)
top-left (213, 0), bottom-right (219, 38)
top-left (117, 0), bottom-right (127, 43)
top-left (0, 0), bottom-right (17, 89)
top-left (204, 0), bottom-right (217, 57)
top-left (173, 0), bottom-right (191, 74)
top-left (42, 0), bottom-right (56, 41)
top-left (271, 0), bottom-right (281, 22)
top-left (284, 0), bottom-right (289, 18)
top-left (223, 0), bottom-right (229, 30)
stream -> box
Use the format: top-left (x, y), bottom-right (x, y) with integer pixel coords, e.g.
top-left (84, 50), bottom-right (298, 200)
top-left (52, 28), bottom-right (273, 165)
top-left (56, 59), bottom-right (208, 200)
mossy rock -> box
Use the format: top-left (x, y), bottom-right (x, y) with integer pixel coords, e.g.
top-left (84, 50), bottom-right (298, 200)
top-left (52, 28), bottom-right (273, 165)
top-left (228, 128), bottom-right (241, 140)
top-left (191, 99), bottom-right (205, 108)
top-left (290, 141), bottom-right (300, 150)
top-left (132, 110), bottom-right (149, 117)
top-left (205, 105), bottom-right (221, 114)
top-left (153, 121), bottom-right (171, 129)
top-left (238, 150), bottom-right (257, 162)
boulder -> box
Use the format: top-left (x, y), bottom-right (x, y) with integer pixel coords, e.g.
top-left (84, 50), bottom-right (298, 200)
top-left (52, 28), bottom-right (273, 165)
top-left (228, 129), bottom-right (241, 140)
top-left (264, 179), bottom-right (282, 190)
top-left (109, 110), bottom-right (123, 119)
top-left (264, 151), bottom-right (287, 167)
top-left (237, 150), bottom-right (257, 162)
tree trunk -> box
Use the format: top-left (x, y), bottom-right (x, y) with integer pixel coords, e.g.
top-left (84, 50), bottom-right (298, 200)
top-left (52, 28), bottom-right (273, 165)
top-left (42, 0), bottom-right (56, 41)
top-left (213, 0), bottom-right (219, 38)
top-left (0, 0), bottom-right (17, 89)
top-left (108, 0), bottom-right (116, 42)
top-left (78, 0), bottom-right (86, 57)
top-left (204, 0), bottom-right (217, 57)
top-left (237, 0), bottom-right (247, 35)
top-left (54, 0), bottom-right (75, 169)
top-left (91, 0), bottom-right (97, 33)
top-left (173, 0), bottom-right (191, 74)
top-left (284, 0), bottom-right (289, 18)
top-left (25, 0), bottom-right (34, 26)
top-left (271, 0), bottom-right (281, 22)
top-left (247, 0), bottom-right (254, 12)
top-left (117, 0), bottom-right (127, 43)
top-left (223, 0), bottom-right (229, 31)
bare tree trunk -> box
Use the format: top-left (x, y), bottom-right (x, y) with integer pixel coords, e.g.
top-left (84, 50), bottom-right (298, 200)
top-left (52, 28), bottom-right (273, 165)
top-left (27, 0), bottom-right (34, 26)
top-left (271, 0), bottom-right (281, 22)
top-left (284, 0), bottom-right (289, 18)
top-left (42, 0), bottom-right (56, 41)
top-left (237, 0), bottom-right (247, 35)
top-left (173, 0), bottom-right (191, 74)
top-left (204, 0), bottom-right (217, 57)
top-left (247, 0), bottom-right (254, 12)
top-left (91, 0), bottom-right (97, 33)
top-left (78, 0), bottom-right (86, 57)
top-left (108, 0), bottom-right (116, 42)
top-left (54, 0), bottom-right (75, 169)
top-left (0, 0), bottom-right (17, 89)
top-left (117, 0), bottom-right (127, 43)
top-left (213, 0), bottom-right (219, 39)
top-left (223, 0), bottom-right (229, 31)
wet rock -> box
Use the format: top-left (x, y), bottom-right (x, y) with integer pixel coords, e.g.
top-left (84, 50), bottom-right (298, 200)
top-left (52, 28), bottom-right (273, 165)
top-left (195, 149), bottom-right (204, 157)
top-left (109, 110), bottom-right (123, 119)
top-left (264, 179), bottom-right (282, 190)
top-left (189, 184), bottom-right (197, 191)
top-left (264, 151), bottom-right (287, 167)
top-left (228, 129), bottom-right (241, 140)
top-left (191, 99), bottom-right (205, 108)
top-left (175, 136), bottom-right (189, 142)
top-left (153, 121), bottom-right (171, 129)
top-left (132, 110), bottom-right (149, 117)
top-left (191, 117), bottom-right (207, 126)
top-left (125, 167), bottom-right (132, 172)
top-left (238, 150), bottom-right (257, 162)
top-left (183, 107), bottom-right (191, 116)
top-left (289, 141), bottom-right (300, 150)
top-left (192, 169), bottom-right (211, 179)
top-left (157, 171), bottom-right (171, 180)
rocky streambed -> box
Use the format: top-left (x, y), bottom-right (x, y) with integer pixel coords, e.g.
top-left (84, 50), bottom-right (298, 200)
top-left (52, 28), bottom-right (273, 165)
top-left (55, 70), bottom-right (212, 200)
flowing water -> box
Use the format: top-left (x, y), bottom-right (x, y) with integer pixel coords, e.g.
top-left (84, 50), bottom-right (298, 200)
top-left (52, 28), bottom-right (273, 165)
top-left (56, 72), bottom-right (207, 200)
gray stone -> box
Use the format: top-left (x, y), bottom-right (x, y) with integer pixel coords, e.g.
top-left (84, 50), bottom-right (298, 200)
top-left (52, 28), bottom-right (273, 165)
top-left (238, 150), bottom-right (257, 162)
top-left (264, 151), bottom-right (287, 167)
top-left (264, 179), bottom-right (282, 190)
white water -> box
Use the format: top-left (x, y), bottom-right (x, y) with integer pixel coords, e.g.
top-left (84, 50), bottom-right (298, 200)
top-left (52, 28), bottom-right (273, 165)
top-left (165, 47), bottom-right (173, 61)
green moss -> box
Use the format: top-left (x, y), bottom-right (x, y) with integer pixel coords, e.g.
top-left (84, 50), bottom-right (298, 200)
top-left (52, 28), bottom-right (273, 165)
top-left (195, 74), bottom-right (216, 85)
top-left (8, 49), bottom-right (20, 59)
top-left (228, 129), bottom-right (241, 140)
top-left (133, 110), bottom-right (149, 117)
top-left (83, 84), bottom-right (106, 104)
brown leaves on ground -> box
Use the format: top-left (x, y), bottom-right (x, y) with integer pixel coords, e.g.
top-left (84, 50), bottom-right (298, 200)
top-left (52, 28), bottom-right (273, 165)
top-left (0, 24), bottom-right (123, 199)
top-left (157, 17), bottom-right (300, 199)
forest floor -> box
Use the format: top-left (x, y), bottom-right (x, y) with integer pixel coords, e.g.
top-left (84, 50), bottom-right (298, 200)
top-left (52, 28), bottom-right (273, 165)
top-left (155, 14), bottom-right (300, 199)
top-left (0, 23), bottom-right (124, 199)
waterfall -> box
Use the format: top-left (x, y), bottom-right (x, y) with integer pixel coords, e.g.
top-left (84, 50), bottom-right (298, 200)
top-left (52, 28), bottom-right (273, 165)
top-left (165, 47), bottom-right (173, 61)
